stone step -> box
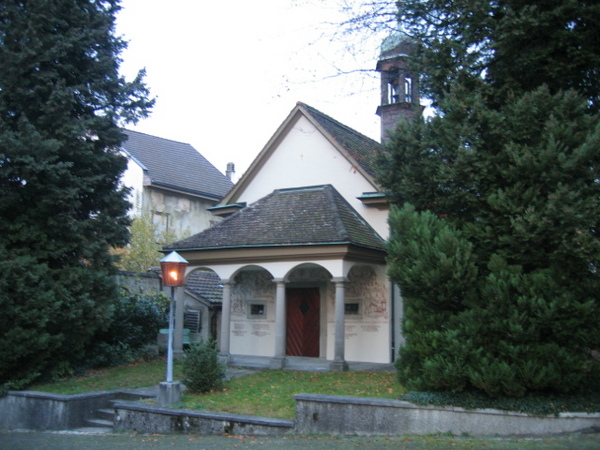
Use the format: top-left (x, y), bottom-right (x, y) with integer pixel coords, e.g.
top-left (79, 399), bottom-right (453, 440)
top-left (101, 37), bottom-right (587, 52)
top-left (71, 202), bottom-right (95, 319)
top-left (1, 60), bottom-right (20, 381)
top-left (86, 418), bottom-right (113, 428)
top-left (65, 392), bottom-right (156, 433)
top-left (69, 426), bottom-right (113, 434)
top-left (95, 408), bottom-right (115, 421)
top-left (110, 392), bottom-right (154, 403)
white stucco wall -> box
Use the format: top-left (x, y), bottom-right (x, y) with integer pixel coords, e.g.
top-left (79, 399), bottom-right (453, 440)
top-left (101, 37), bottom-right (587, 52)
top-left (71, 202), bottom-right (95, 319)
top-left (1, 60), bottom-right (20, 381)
top-left (144, 187), bottom-right (220, 237)
top-left (182, 295), bottom-right (214, 342)
top-left (229, 270), bottom-right (277, 357)
top-left (194, 107), bottom-right (398, 363)
top-left (220, 262), bottom-right (392, 364)
top-left (120, 152), bottom-right (221, 237)
top-left (237, 116), bottom-right (390, 239)
top-left (325, 265), bottom-right (391, 364)
top-left (121, 154), bottom-right (145, 212)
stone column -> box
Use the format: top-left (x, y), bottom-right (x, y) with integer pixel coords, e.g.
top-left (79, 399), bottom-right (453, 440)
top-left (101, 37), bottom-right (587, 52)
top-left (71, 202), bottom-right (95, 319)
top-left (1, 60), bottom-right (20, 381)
top-left (330, 278), bottom-right (349, 371)
top-left (219, 280), bottom-right (232, 363)
top-left (270, 279), bottom-right (287, 369)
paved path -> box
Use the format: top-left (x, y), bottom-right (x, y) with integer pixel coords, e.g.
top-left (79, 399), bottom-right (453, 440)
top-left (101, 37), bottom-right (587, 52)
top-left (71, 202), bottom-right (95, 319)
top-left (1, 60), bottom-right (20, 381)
top-left (3, 429), bottom-right (600, 449)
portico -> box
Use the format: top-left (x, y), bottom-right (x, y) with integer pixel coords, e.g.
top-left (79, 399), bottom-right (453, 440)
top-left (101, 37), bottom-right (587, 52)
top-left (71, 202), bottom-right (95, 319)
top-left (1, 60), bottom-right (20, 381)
top-left (164, 185), bottom-right (390, 368)
top-left (178, 254), bottom-right (387, 371)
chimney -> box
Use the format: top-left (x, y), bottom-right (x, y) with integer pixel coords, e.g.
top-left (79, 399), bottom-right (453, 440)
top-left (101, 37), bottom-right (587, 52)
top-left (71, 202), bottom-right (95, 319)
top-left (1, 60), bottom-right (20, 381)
top-left (226, 162), bottom-right (235, 181)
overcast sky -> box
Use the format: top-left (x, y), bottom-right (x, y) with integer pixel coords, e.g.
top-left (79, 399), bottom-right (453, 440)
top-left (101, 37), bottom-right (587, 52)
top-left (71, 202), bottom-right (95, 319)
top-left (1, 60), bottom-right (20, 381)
top-left (116, 0), bottom-right (386, 180)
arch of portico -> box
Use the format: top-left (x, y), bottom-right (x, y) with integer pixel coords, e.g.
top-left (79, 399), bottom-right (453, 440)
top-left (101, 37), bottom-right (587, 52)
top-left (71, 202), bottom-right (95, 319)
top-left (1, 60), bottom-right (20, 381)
top-left (176, 257), bottom-right (386, 371)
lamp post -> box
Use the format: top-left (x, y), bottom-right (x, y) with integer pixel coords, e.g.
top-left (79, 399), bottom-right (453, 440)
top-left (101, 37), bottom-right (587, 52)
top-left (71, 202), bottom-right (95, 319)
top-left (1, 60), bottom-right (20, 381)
top-left (158, 250), bottom-right (188, 406)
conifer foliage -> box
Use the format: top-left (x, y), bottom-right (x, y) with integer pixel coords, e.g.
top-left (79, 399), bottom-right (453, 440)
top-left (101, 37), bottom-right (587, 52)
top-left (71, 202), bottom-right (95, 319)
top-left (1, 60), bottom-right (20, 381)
top-left (182, 340), bottom-right (226, 394)
top-left (0, 0), bottom-right (153, 389)
top-left (379, 0), bottom-right (600, 397)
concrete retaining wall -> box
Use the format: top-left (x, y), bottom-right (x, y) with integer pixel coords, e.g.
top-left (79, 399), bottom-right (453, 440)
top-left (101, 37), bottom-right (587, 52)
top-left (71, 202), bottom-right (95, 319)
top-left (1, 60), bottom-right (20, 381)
top-left (114, 402), bottom-right (294, 436)
top-left (0, 390), bottom-right (122, 430)
top-left (294, 393), bottom-right (600, 436)
top-left (3, 390), bottom-right (600, 436)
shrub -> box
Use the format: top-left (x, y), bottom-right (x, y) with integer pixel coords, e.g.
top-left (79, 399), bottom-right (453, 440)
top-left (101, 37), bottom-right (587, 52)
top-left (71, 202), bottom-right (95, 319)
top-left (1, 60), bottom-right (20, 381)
top-left (400, 379), bottom-right (600, 416)
top-left (103, 292), bottom-right (168, 349)
top-left (182, 339), bottom-right (226, 393)
top-left (82, 292), bottom-right (167, 369)
top-left (83, 342), bottom-right (136, 370)
top-left (137, 344), bottom-right (159, 362)
top-left (390, 204), bottom-right (600, 397)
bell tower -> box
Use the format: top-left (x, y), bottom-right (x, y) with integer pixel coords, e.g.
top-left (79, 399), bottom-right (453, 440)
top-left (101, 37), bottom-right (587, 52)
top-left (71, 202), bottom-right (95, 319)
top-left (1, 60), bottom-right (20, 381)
top-left (376, 32), bottom-right (421, 141)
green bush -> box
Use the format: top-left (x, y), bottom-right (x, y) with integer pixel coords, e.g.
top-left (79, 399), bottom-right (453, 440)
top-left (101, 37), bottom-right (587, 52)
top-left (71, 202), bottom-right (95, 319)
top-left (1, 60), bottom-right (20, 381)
top-left (400, 377), bottom-right (600, 416)
top-left (390, 203), bottom-right (600, 398)
top-left (137, 344), bottom-right (159, 362)
top-left (182, 339), bottom-right (226, 393)
top-left (103, 292), bottom-right (167, 349)
top-left (82, 292), bottom-right (167, 369)
top-left (83, 342), bottom-right (135, 370)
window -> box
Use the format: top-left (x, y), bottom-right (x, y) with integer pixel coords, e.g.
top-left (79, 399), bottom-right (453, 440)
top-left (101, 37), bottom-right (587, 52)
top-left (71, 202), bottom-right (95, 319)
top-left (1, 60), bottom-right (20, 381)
top-left (153, 211), bottom-right (170, 237)
top-left (184, 310), bottom-right (201, 333)
top-left (345, 299), bottom-right (362, 317)
top-left (404, 77), bottom-right (413, 103)
top-left (248, 302), bottom-right (266, 318)
top-left (345, 303), bottom-right (360, 315)
top-left (387, 81), bottom-right (400, 104)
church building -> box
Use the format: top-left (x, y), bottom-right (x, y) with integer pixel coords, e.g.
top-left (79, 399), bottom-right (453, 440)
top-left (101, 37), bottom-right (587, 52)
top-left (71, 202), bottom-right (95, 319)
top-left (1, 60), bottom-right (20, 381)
top-left (164, 33), bottom-right (421, 370)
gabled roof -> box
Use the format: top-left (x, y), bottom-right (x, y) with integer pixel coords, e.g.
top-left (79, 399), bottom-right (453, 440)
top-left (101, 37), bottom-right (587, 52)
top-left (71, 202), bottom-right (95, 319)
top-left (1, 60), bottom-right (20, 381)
top-left (185, 270), bottom-right (223, 304)
top-left (165, 185), bottom-right (386, 252)
top-left (298, 103), bottom-right (382, 177)
top-left (221, 102), bottom-right (382, 205)
top-left (122, 129), bottom-right (233, 201)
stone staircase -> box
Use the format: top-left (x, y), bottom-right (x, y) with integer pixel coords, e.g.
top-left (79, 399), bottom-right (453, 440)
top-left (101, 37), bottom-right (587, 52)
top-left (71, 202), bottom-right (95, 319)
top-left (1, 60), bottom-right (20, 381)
top-left (72, 405), bottom-right (114, 434)
top-left (70, 391), bottom-right (153, 434)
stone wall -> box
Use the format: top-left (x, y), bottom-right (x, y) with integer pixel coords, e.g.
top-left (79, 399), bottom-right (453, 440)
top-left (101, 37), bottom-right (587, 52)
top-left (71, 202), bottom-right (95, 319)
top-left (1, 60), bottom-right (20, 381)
top-left (0, 391), bottom-right (122, 430)
top-left (294, 393), bottom-right (600, 436)
top-left (3, 390), bottom-right (599, 436)
top-left (114, 402), bottom-right (294, 436)
top-left (116, 271), bottom-right (161, 295)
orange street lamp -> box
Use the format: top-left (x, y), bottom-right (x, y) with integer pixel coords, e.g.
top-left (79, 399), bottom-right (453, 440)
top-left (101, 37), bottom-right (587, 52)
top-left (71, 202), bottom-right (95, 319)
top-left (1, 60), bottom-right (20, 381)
top-left (160, 250), bottom-right (188, 287)
top-left (158, 251), bottom-right (188, 406)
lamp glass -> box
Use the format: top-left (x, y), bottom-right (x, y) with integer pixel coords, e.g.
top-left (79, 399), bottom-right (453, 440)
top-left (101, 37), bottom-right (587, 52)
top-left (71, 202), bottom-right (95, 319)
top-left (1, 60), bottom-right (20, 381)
top-left (160, 251), bottom-right (189, 287)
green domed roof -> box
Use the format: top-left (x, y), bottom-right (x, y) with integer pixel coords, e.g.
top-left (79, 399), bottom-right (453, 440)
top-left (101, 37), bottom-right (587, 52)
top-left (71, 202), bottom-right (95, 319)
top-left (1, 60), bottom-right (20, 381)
top-left (380, 31), bottom-right (416, 59)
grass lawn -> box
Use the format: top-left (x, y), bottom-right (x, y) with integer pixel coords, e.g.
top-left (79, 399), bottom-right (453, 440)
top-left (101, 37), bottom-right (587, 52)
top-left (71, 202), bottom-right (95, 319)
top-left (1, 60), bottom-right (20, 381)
top-left (27, 357), bottom-right (600, 420)
top-left (31, 358), bottom-right (401, 419)
top-left (179, 369), bottom-right (402, 419)
top-left (30, 358), bottom-right (182, 395)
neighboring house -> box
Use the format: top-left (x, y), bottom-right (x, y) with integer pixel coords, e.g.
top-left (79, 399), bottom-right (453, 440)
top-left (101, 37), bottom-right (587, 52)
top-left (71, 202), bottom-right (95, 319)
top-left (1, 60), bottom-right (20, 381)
top-left (183, 269), bottom-right (223, 342)
top-left (120, 129), bottom-right (234, 238)
top-left (164, 33), bottom-right (420, 369)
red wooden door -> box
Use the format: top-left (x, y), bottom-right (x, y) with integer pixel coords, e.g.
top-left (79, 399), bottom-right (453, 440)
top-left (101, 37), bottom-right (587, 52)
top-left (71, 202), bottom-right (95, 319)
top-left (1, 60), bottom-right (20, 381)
top-left (286, 288), bottom-right (320, 357)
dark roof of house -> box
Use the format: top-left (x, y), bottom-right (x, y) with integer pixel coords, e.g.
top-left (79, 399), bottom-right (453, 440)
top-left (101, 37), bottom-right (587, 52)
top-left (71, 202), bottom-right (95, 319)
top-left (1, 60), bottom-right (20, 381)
top-left (298, 103), bottom-right (383, 177)
top-left (122, 129), bottom-right (233, 200)
top-left (165, 185), bottom-right (386, 252)
top-left (185, 270), bottom-right (223, 304)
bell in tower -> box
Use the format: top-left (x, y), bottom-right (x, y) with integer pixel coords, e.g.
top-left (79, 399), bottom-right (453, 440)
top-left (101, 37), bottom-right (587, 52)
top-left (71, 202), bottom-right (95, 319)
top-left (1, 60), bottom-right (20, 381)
top-left (376, 32), bottom-right (422, 142)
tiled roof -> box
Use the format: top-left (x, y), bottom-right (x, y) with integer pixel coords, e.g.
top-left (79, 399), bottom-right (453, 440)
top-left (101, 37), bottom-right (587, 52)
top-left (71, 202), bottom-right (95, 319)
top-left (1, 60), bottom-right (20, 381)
top-left (122, 129), bottom-right (233, 200)
top-left (298, 103), bottom-right (382, 177)
top-left (185, 270), bottom-right (223, 304)
top-left (165, 185), bottom-right (386, 252)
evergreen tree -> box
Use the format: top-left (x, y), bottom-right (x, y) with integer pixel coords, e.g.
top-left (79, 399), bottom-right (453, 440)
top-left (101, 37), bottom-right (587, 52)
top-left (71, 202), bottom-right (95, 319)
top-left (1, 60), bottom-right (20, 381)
top-left (397, 0), bottom-right (600, 111)
top-left (388, 204), bottom-right (479, 391)
top-left (0, 0), bottom-right (153, 389)
top-left (379, 1), bottom-right (600, 396)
